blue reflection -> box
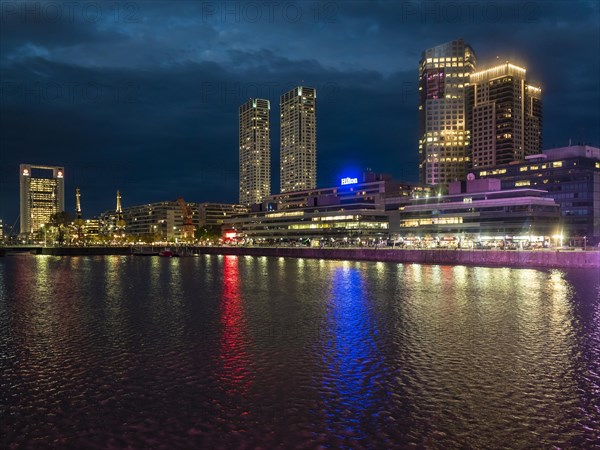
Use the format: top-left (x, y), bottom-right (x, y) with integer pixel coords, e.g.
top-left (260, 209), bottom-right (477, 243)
top-left (324, 265), bottom-right (379, 440)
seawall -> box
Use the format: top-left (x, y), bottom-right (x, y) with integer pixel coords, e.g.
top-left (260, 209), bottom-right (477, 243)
top-left (194, 247), bottom-right (600, 269)
top-left (5, 246), bottom-right (599, 269)
top-left (37, 247), bottom-right (133, 256)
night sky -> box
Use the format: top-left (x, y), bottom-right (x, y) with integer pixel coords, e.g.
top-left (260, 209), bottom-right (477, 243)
top-left (1, 1), bottom-right (599, 227)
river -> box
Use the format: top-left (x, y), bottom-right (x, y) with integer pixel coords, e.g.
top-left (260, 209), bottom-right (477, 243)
top-left (1, 254), bottom-right (599, 448)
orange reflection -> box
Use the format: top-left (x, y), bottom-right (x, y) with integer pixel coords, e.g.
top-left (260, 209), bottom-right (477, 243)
top-left (219, 255), bottom-right (253, 396)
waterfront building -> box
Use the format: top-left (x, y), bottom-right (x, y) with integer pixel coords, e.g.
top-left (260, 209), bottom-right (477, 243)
top-left (198, 203), bottom-right (248, 229)
top-left (82, 219), bottom-right (101, 240)
top-left (224, 172), bottom-right (429, 244)
top-left (101, 200), bottom-right (200, 242)
top-left (418, 39), bottom-right (477, 186)
top-left (19, 164), bottom-right (65, 235)
top-left (239, 98), bottom-right (271, 205)
top-left (466, 62), bottom-right (542, 168)
top-left (473, 145), bottom-right (600, 243)
top-left (280, 86), bottom-right (317, 193)
top-left (388, 177), bottom-right (560, 248)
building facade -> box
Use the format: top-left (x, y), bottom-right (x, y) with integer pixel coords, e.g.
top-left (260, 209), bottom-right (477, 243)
top-left (19, 164), bottom-right (65, 235)
top-left (197, 202), bottom-right (248, 229)
top-left (473, 145), bottom-right (600, 242)
top-left (224, 173), bottom-right (429, 244)
top-left (239, 98), bottom-right (271, 205)
top-left (418, 39), bottom-right (477, 186)
top-left (388, 178), bottom-right (560, 248)
top-left (467, 63), bottom-right (542, 168)
top-left (99, 201), bottom-right (189, 242)
top-left (280, 86), bottom-right (317, 193)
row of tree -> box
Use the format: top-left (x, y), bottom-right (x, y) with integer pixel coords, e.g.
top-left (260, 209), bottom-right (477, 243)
top-left (39, 212), bottom-right (222, 246)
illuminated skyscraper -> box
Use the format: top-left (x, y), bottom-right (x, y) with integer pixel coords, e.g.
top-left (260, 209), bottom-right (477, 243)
top-left (280, 86), bottom-right (317, 193)
top-left (239, 98), bottom-right (271, 205)
top-left (19, 164), bottom-right (65, 235)
top-left (466, 62), bottom-right (542, 168)
top-left (418, 39), bottom-right (477, 185)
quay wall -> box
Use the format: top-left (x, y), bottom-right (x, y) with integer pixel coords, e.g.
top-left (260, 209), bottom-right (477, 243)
top-left (194, 247), bottom-right (600, 269)
top-left (38, 247), bottom-right (133, 256)
top-left (5, 246), bottom-right (599, 268)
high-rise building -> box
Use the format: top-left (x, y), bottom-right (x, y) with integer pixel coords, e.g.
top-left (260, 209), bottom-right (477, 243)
top-left (280, 86), bottom-right (317, 193)
top-left (466, 62), bottom-right (542, 168)
top-left (19, 164), bottom-right (65, 235)
top-left (239, 98), bottom-right (271, 205)
top-left (418, 39), bottom-right (477, 186)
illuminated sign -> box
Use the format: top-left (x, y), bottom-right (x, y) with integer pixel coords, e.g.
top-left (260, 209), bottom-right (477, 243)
top-left (224, 231), bottom-right (237, 239)
top-left (340, 177), bottom-right (358, 186)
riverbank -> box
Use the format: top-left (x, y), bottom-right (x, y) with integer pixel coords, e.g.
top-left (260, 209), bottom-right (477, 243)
top-left (2, 245), bottom-right (599, 268)
top-left (194, 246), bottom-right (600, 269)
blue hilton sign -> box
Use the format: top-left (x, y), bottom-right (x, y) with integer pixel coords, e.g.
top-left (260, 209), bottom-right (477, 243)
top-left (340, 177), bottom-right (358, 186)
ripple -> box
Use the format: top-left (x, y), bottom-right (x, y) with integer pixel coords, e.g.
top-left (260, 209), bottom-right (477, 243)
top-left (0, 257), bottom-right (599, 448)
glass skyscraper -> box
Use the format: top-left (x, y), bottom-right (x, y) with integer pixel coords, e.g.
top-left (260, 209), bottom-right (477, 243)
top-left (418, 39), bottom-right (477, 186)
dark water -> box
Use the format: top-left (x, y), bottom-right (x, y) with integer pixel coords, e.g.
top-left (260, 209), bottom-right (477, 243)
top-left (1, 255), bottom-right (599, 449)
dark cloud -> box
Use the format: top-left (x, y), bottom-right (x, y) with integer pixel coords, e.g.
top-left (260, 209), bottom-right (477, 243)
top-left (1, 0), bottom-right (598, 226)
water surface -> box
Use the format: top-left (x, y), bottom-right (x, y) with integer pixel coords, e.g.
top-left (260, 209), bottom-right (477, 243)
top-left (1, 255), bottom-right (599, 448)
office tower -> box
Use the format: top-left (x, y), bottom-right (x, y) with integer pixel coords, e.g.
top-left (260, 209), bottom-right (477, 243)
top-left (467, 62), bottom-right (542, 168)
top-left (19, 164), bottom-right (65, 235)
top-left (239, 98), bottom-right (271, 205)
top-left (418, 39), bottom-right (477, 186)
top-left (280, 86), bottom-right (317, 193)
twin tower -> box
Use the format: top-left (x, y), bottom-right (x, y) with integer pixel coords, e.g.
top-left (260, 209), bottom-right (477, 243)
top-left (239, 86), bottom-right (317, 205)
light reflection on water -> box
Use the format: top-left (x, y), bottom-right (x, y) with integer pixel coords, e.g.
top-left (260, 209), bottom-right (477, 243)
top-left (322, 265), bottom-right (381, 444)
top-left (219, 255), bottom-right (253, 397)
top-left (0, 255), bottom-right (599, 448)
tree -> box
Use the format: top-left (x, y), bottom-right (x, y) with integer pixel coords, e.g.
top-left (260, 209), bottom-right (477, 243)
top-left (48, 211), bottom-right (73, 246)
top-left (195, 225), bottom-right (221, 243)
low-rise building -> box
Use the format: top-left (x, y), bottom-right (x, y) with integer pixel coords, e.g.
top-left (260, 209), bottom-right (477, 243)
top-left (100, 200), bottom-right (200, 242)
top-left (198, 203), bottom-right (248, 229)
top-left (224, 173), bottom-right (429, 245)
top-left (473, 145), bottom-right (600, 243)
top-left (388, 178), bottom-right (560, 249)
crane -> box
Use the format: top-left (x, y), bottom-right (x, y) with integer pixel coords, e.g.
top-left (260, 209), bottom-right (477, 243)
top-left (176, 197), bottom-right (195, 242)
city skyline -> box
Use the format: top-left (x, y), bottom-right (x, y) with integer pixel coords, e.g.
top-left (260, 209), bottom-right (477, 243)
top-left (1, 1), bottom-right (599, 226)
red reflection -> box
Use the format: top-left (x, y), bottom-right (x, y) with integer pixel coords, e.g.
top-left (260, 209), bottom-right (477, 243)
top-left (219, 256), bottom-right (252, 395)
